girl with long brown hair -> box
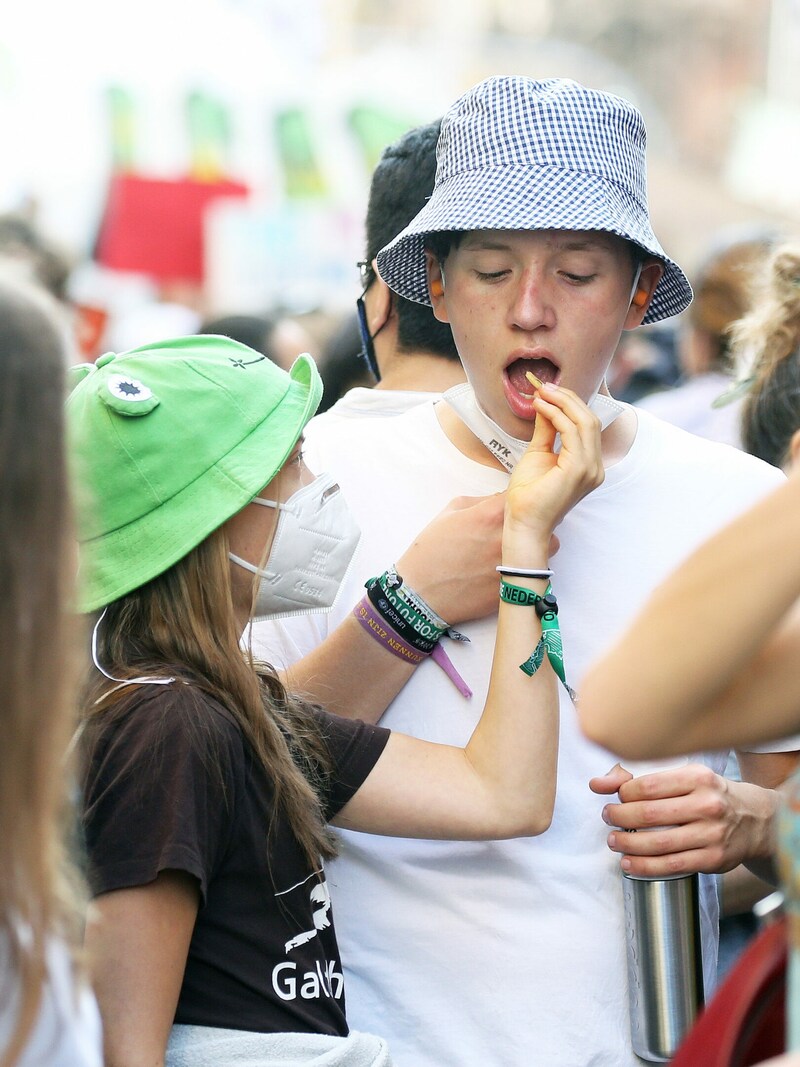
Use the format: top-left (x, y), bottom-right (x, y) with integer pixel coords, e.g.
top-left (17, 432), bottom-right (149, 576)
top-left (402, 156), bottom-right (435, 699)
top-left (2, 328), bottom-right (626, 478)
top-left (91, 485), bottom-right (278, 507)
top-left (70, 334), bottom-right (602, 1066)
top-left (0, 277), bottom-right (101, 1065)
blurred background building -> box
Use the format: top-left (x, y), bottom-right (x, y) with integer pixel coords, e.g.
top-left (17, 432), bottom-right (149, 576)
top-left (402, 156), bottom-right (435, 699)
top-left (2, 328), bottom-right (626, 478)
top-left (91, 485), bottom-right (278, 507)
top-left (1, 0), bottom-right (797, 355)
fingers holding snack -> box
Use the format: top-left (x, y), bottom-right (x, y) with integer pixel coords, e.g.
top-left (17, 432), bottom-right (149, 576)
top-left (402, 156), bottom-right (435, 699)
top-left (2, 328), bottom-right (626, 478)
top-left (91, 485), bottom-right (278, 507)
top-left (506, 378), bottom-right (604, 540)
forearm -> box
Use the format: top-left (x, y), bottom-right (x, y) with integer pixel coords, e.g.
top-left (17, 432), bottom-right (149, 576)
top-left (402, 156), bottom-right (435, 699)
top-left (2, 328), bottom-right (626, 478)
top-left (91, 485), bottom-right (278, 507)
top-left (732, 779), bottom-right (781, 885)
top-left (737, 750), bottom-right (800, 884)
top-left (580, 472), bottom-right (800, 757)
top-left (461, 529), bottom-right (558, 836)
top-left (720, 864), bottom-right (774, 916)
top-left (337, 537), bottom-right (560, 840)
top-left (279, 613), bottom-right (417, 722)
top-left (278, 494), bottom-right (507, 722)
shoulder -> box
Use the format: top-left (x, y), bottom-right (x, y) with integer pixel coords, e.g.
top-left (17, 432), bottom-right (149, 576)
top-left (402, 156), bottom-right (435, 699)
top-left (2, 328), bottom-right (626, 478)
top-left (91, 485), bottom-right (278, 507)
top-left (82, 684), bottom-right (246, 784)
top-left (637, 408), bottom-right (784, 490)
top-left (303, 400), bottom-right (439, 466)
top-left (311, 708), bottom-right (390, 791)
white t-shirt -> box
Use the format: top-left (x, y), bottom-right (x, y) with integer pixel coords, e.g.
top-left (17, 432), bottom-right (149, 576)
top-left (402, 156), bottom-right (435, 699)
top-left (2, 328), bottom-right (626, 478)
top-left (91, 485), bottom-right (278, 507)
top-left (0, 933), bottom-right (102, 1067)
top-left (251, 402), bottom-right (787, 1067)
top-left (304, 387), bottom-right (440, 446)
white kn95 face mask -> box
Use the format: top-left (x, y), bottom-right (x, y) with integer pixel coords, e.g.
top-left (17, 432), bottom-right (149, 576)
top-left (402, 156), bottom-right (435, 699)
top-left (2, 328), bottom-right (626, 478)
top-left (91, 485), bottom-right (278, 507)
top-left (229, 472), bottom-right (361, 621)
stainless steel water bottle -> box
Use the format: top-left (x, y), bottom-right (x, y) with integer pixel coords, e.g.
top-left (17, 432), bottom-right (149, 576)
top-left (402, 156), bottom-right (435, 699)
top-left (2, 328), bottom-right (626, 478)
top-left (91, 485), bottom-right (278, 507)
top-left (622, 869), bottom-right (705, 1061)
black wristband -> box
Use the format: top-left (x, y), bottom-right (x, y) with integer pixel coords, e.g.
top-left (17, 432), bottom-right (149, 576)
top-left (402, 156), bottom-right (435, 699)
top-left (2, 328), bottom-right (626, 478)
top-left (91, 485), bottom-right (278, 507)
top-left (366, 581), bottom-right (439, 653)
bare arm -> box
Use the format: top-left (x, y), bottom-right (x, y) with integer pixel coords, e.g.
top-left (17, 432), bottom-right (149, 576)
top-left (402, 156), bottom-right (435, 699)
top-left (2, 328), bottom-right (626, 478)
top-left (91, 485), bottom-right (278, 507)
top-left (275, 492), bottom-right (507, 722)
top-left (334, 383), bottom-right (605, 840)
top-left (579, 465), bottom-right (800, 759)
top-left (85, 871), bottom-right (199, 1067)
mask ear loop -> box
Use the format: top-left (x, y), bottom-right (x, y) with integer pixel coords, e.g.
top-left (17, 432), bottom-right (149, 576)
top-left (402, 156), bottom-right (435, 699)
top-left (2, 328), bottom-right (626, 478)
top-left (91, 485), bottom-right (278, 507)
top-left (629, 262), bottom-right (646, 307)
top-left (91, 606), bottom-right (175, 701)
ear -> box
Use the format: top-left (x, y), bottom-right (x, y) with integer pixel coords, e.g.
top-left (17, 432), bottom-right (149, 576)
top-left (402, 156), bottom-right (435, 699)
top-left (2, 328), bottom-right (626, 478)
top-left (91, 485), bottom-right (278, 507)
top-left (787, 427), bottom-right (800, 471)
top-left (623, 260), bottom-right (664, 330)
top-left (367, 268), bottom-right (394, 333)
top-left (425, 252), bottom-right (449, 323)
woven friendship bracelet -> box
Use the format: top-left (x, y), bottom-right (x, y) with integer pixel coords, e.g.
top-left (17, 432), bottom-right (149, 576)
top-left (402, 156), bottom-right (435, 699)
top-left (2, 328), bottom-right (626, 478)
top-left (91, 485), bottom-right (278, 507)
top-left (353, 598), bottom-right (427, 665)
top-left (369, 579), bottom-right (446, 644)
top-left (374, 568), bottom-right (469, 644)
top-left (498, 580), bottom-right (577, 702)
top-left (365, 581), bottom-right (438, 653)
top-left (361, 571), bottom-right (474, 699)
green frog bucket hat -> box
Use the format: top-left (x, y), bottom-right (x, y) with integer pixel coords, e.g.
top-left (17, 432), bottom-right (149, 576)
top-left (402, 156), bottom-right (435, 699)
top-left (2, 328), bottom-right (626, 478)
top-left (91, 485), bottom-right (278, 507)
top-left (67, 334), bottom-right (322, 613)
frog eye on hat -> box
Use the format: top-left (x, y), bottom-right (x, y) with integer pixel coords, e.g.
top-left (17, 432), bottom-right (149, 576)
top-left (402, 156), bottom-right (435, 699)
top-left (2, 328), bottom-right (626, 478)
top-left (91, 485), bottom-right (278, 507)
top-left (101, 373), bottom-right (160, 416)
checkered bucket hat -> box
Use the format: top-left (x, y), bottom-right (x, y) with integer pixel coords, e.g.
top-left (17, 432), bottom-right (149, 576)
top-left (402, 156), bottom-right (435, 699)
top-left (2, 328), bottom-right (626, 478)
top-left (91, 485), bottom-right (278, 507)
top-left (376, 76), bottom-right (692, 324)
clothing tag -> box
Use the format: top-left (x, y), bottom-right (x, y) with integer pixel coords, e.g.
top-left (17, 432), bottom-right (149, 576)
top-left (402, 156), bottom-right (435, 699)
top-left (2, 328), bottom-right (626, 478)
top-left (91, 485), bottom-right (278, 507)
top-left (442, 383), bottom-right (625, 473)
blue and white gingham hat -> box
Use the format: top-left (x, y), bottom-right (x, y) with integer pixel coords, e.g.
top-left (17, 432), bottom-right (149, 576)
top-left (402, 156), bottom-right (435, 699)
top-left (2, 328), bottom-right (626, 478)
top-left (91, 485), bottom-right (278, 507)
top-left (376, 76), bottom-right (692, 325)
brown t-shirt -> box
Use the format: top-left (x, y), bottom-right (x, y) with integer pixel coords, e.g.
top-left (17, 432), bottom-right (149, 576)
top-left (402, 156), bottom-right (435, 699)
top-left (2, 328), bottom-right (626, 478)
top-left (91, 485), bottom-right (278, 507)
top-left (81, 684), bottom-right (389, 1036)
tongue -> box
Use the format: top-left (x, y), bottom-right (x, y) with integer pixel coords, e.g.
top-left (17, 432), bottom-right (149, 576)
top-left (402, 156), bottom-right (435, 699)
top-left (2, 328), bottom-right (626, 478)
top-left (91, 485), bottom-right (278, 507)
top-left (506, 358), bottom-right (557, 393)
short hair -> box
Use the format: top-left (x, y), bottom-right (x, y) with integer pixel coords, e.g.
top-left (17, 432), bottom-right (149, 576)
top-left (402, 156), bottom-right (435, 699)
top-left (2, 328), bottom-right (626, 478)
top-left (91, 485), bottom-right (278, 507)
top-left (365, 121), bottom-right (459, 362)
top-left (198, 313), bottom-right (277, 362)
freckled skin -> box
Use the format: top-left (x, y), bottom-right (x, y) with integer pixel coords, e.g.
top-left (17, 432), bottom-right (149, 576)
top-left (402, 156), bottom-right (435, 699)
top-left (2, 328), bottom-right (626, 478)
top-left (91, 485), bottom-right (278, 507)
top-left (429, 229), bottom-right (644, 440)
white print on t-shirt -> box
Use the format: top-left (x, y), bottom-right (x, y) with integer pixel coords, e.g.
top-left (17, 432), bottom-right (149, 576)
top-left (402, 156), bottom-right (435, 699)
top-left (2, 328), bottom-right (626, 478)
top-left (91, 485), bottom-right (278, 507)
top-left (271, 959), bottom-right (343, 1002)
top-left (281, 877), bottom-right (332, 953)
top-left (271, 872), bottom-right (342, 1003)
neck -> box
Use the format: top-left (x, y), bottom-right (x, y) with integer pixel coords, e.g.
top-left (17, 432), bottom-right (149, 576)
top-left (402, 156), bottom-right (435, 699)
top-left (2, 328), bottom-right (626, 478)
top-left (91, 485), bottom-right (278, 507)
top-left (376, 351), bottom-right (466, 393)
top-left (436, 398), bottom-right (638, 469)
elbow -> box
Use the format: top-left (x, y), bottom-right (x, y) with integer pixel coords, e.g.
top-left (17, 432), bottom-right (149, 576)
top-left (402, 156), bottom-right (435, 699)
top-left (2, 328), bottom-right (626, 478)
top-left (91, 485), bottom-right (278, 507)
top-left (495, 800), bottom-right (555, 840)
top-left (579, 705), bottom-right (661, 761)
top-left (525, 808), bottom-right (554, 838)
top-left (578, 686), bottom-right (639, 760)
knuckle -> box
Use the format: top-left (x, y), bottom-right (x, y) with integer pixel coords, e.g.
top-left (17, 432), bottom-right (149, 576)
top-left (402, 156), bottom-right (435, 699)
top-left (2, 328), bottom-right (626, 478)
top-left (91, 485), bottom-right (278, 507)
top-left (652, 832), bottom-right (672, 854)
top-left (706, 794), bottom-right (727, 821)
top-left (665, 854), bottom-right (687, 876)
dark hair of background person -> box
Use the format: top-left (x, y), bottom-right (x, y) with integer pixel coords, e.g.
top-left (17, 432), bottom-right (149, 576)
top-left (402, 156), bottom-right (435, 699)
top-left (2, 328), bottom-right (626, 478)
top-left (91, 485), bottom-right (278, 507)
top-left (198, 313), bottom-right (278, 361)
top-left (0, 278), bottom-right (82, 1067)
top-left (734, 242), bottom-right (800, 469)
top-left (364, 120), bottom-right (459, 361)
top-left (0, 214), bottom-right (71, 303)
top-left (316, 309), bottom-right (374, 413)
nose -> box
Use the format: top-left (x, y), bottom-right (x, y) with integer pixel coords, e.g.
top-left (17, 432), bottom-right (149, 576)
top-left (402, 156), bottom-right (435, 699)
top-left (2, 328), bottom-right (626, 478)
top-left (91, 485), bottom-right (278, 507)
top-left (509, 269), bottom-right (556, 332)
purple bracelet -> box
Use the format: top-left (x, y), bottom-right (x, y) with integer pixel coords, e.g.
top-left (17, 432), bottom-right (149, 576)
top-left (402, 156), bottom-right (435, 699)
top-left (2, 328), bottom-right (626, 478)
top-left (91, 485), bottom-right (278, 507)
top-left (353, 599), bottom-right (426, 665)
top-left (353, 597), bottom-right (473, 698)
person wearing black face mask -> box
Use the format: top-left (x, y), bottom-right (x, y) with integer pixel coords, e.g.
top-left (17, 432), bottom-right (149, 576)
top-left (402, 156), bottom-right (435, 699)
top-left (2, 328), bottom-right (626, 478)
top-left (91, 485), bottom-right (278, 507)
top-left (311, 120), bottom-right (466, 436)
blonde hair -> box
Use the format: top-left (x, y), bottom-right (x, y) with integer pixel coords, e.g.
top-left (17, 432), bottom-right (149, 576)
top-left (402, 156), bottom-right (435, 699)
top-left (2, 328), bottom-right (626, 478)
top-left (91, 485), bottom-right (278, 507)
top-left (732, 243), bottom-right (800, 468)
top-left (0, 279), bottom-right (83, 1066)
top-left (83, 525), bottom-right (337, 871)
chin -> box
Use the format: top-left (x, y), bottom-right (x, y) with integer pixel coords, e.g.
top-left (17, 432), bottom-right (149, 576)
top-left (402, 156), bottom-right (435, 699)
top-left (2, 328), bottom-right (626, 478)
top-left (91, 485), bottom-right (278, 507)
top-left (501, 411), bottom-right (536, 441)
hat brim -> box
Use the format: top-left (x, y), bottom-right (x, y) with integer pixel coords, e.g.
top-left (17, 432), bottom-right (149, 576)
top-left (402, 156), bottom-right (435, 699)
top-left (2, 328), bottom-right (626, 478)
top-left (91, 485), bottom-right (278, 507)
top-left (376, 165), bottom-right (692, 324)
top-left (77, 353), bottom-right (322, 613)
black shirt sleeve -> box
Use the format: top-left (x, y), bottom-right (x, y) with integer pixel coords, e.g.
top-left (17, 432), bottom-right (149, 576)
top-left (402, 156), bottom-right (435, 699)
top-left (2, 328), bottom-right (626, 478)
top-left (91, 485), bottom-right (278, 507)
top-left (312, 709), bottom-right (391, 821)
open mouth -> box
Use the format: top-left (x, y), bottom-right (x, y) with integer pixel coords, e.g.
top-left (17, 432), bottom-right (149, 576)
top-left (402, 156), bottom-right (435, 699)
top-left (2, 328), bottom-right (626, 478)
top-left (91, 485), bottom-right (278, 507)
top-left (505, 356), bottom-right (560, 396)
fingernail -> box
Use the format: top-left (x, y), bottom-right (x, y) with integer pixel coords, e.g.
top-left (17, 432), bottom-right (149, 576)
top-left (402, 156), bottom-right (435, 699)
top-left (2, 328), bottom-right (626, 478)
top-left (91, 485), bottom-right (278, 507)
top-left (601, 806), bottom-right (611, 825)
top-left (541, 381), bottom-right (559, 393)
top-left (607, 833), bottom-right (617, 850)
top-left (621, 858), bottom-right (632, 872)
